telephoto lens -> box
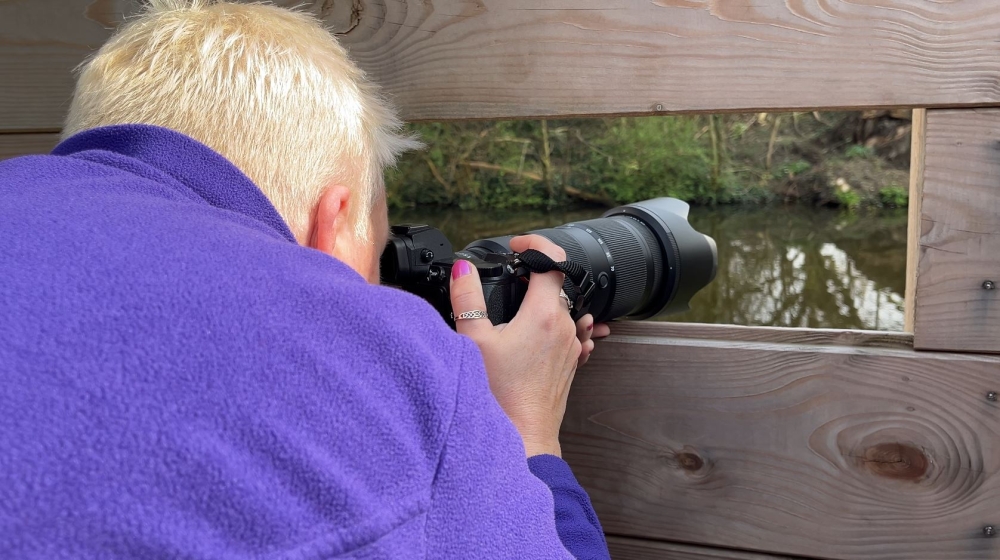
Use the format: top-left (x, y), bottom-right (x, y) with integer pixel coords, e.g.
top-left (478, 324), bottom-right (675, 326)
top-left (464, 198), bottom-right (717, 323)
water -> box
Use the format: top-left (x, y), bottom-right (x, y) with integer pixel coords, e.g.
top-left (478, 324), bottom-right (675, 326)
top-left (389, 205), bottom-right (908, 331)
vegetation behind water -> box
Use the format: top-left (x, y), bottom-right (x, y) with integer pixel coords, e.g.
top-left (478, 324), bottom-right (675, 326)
top-left (387, 111), bottom-right (911, 211)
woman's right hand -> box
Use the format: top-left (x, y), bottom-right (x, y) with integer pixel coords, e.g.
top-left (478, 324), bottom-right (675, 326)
top-left (448, 235), bottom-right (588, 458)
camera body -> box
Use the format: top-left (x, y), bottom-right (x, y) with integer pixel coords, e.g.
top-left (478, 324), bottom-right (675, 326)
top-left (381, 225), bottom-right (527, 326)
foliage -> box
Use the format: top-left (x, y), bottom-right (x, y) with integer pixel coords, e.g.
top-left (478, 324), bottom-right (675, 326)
top-left (776, 160), bottom-right (811, 180)
top-left (878, 185), bottom-right (909, 208)
top-left (387, 116), bottom-right (738, 209)
top-left (835, 189), bottom-right (862, 210)
top-left (844, 144), bottom-right (875, 159)
top-left (574, 116), bottom-right (731, 204)
top-left (385, 111), bottom-right (912, 210)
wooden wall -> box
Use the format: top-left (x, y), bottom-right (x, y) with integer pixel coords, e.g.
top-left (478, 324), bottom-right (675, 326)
top-left (8, 0), bottom-right (1000, 130)
top-left (0, 133), bottom-right (59, 160)
top-left (911, 110), bottom-right (1000, 353)
top-left (565, 323), bottom-right (1000, 560)
top-left (2, 2), bottom-right (999, 559)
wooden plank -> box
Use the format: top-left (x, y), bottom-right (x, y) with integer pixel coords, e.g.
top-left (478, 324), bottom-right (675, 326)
top-left (912, 109), bottom-right (1000, 353)
top-left (0, 133), bottom-right (60, 161)
top-left (11, 2), bottom-right (1000, 128)
top-left (614, 322), bottom-right (912, 350)
top-left (904, 109), bottom-right (926, 334)
top-left (562, 322), bottom-right (1000, 560)
top-left (608, 536), bottom-right (802, 560)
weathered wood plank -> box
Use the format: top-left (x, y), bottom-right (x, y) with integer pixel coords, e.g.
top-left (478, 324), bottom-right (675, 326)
top-left (0, 133), bottom-right (60, 161)
top-left (563, 322), bottom-right (1000, 560)
top-left (904, 109), bottom-right (926, 334)
top-left (616, 322), bottom-right (912, 350)
top-left (912, 110), bottom-right (1000, 353)
top-left (10, 1), bottom-right (1000, 129)
top-left (607, 536), bottom-right (803, 560)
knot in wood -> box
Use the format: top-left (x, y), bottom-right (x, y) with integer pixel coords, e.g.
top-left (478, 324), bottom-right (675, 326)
top-left (861, 443), bottom-right (929, 481)
top-left (676, 452), bottom-right (704, 472)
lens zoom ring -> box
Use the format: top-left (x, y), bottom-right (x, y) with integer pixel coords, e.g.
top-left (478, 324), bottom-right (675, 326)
top-left (620, 215), bottom-right (664, 313)
top-left (582, 217), bottom-right (656, 318)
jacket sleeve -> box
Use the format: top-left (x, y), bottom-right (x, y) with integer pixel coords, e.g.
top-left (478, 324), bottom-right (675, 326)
top-left (425, 339), bottom-right (610, 559)
top-left (527, 454), bottom-right (610, 560)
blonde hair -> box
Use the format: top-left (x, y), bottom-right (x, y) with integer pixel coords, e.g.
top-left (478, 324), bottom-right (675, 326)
top-left (64, 0), bottom-right (418, 241)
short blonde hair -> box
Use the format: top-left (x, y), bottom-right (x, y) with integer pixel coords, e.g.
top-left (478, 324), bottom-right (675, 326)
top-left (64, 0), bottom-right (418, 241)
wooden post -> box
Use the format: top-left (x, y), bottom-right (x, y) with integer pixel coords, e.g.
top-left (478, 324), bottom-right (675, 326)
top-left (904, 109), bottom-right (926, 333)
top-left (911, 109), bottom-right (1000, 352)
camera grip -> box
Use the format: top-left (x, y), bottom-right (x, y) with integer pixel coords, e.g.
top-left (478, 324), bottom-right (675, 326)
top-left (480, 278), bottom-right (522, 326)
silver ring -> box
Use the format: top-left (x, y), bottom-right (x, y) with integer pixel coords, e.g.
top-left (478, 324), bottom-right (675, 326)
top-left (455, 310), bottom-right (489, 320)
top-left (558, 290), bottom-right (573, 311)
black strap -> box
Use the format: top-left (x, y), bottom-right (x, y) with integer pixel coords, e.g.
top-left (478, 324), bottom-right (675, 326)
top-left (515, 249), bottom-right (592, 312)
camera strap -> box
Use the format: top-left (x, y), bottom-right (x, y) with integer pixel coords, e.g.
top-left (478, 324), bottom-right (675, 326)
top-left (514, 249), bottom-right (596, 315)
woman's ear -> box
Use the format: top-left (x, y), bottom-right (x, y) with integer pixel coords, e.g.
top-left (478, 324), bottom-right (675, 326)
top-left (308, 185), bottom-right (352, 257)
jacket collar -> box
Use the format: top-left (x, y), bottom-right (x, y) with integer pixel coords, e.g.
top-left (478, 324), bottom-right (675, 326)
top-left (54, 124), bottom-right (297, 243)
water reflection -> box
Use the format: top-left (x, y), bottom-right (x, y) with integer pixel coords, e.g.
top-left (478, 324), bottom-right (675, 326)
top-left (389, 205), bottom-right (908, 331)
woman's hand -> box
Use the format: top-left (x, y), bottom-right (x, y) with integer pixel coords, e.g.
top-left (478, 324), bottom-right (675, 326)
top-left (449, 235), bottom-right (609, 457)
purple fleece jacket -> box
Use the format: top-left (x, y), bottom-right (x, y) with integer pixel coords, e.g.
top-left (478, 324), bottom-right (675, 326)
top-left (0, 125), bottom-right (609, 559)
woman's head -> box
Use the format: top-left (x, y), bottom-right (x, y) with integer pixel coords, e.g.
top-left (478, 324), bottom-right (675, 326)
top-left (64, 0), bottom-right (418, 263)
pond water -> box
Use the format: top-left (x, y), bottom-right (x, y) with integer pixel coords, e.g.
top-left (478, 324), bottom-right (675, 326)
top-left (389, 205), bottom-right (909, 331)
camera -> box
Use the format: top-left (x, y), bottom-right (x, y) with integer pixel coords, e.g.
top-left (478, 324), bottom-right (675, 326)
top-left (380, 198), bottom-right (718, 326)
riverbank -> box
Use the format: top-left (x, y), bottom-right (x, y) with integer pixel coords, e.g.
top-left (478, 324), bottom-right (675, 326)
top-left (386, 111), bottom-right (911, 211)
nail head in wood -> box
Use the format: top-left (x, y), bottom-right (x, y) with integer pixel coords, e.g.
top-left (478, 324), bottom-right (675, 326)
top-left (985, 525), bottom-right (996, 537)
top-left (983, 280), bottom-right (996, 290)
top-left (988, 391), bottom-right (998, 402)
top-left (654, 104), bottom-right (664, 112)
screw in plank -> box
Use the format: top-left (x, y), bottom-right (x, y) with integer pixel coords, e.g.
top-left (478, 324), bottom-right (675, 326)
top-left (988, 391), bottom-right (998, 402)
top-left (984, 280), bottom-right (996, 290)
top-left (985, 526), bottom-right (996, 537)
top-left (655, 104), bottom-right (664, 112)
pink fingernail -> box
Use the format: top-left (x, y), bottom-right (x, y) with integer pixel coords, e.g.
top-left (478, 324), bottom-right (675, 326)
top-left (452, 260), bottom-right (471, 279)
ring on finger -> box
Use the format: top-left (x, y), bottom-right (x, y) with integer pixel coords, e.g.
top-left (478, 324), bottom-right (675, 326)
top-left (558, 290), bottom-right (573, 311)
top-left (455, 310), bottom-right (489, 321)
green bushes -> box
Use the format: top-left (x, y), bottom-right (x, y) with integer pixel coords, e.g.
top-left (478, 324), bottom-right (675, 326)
top-left (844, 144), bottom-right (875, 159)
top-left (576, 116), bottom-right (731, 204)
top-left (385, 113), bottom-right (910, 210)
top-left (387, 116), bottom-right (737, 209)
top-left (835, 188), bottom-right (862, 210)
top-left (878, 185), bottom-right (909, 208)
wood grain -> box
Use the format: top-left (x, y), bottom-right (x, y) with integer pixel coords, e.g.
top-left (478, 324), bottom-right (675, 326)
top-left (563, 322), bottom-right (1000, 560)
top-left (912, 110), bottom-right (1000, 353)
top-left (615, 322), bottom-right (912, 350)
top-left (0, 133), bottom-right (60, 160)
top-left (607, 536), bottom-right (802, 560)
top-left (11, 1), bottom-right (1000, 129)
top-left (904, 109), bottom-right (926, 334)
